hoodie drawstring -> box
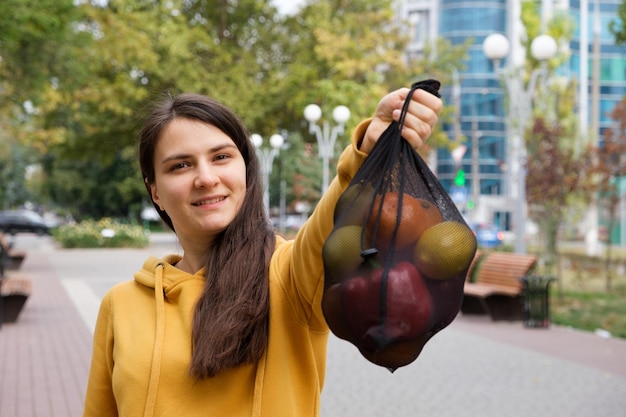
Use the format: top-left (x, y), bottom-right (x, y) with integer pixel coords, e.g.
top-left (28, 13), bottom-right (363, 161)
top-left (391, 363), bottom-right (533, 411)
top-left (144, 262), bottom-right (166, 417)
top-left (251, 348), bottom-right (267, 417)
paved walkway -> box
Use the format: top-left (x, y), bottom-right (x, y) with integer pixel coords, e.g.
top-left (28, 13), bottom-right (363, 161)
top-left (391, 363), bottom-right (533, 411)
top-left (1, 233), bottom-right (626, 417)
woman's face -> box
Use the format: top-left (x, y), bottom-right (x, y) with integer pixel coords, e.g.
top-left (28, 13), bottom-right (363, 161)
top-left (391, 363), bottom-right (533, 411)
top-left (149, 118), bottom-right (247, 243)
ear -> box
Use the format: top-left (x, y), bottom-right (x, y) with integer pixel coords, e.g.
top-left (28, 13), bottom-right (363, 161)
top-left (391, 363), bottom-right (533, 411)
top-left (148, 180), bottom-right (164, 212)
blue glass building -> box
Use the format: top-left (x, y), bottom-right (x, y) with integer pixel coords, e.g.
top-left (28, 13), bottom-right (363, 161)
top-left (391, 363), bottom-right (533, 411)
top-left (438, 0), bottom-right (511, 230)
top-left (402, 0), bottom-right (626, 240)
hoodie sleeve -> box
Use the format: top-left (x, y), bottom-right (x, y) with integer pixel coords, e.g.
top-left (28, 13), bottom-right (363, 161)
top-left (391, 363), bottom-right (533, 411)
top-left (83, 291), bottom-right (118, 417)
top-left (275, 119), bottom-right (371, 330)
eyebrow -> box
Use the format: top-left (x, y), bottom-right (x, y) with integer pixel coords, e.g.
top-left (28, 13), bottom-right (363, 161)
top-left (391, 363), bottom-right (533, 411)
top-left (159, 143), bottom-right (239, 165)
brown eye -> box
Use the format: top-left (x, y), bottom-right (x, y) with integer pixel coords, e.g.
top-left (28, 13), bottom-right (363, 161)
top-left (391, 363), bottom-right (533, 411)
top-left (214, 154), bottom-right (230, 162)
top-left (170, 161), bottom-right (190, 171)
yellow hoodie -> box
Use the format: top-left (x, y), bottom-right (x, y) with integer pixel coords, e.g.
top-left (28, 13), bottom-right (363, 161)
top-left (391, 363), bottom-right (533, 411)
top-left (83, 121), bottom-right (371, 417)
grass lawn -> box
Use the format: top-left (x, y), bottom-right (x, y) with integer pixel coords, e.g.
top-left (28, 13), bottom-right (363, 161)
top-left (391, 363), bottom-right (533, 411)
top-left (551, 289), bottom-right (626, 338)
top-left (538, 246), bottom-right (626, 339)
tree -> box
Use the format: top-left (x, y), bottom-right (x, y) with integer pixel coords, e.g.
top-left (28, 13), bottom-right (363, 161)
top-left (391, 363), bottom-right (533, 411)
top-left (525, 117), bottom-right (591, 295)
top-left (20, 0), bottom-right (291, 218)
top-left (245, 0), bottom-right (469, 211)
top-left (609, 0), bottom-right (626, 44)
top-left (520, 1), bottom-right (593, 296)
top-left (589, 97), bottom-right (626, 292)
top-left (1, 0), bottom-right (472, 220)
top-left (0, 0), bottom-right (86, 210)
top-left (0, 0), bottom-right (81, 108)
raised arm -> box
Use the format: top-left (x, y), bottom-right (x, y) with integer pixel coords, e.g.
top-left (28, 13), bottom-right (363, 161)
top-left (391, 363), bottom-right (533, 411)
top-left (279, 85), bottom-right (443, 327)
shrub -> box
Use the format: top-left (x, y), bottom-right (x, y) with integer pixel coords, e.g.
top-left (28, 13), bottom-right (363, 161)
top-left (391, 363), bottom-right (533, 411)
top-left (53, 218), bottom-right (150, 248)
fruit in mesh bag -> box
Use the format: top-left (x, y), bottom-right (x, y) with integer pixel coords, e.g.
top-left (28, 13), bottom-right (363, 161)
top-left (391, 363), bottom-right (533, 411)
top-left (322, 225), bottom-right (366, 285)
top-left (358, 334), bottom-right (428, 371)
top-left (334, 182), bottom-right (375, 226)
top-left (322, 283), bottom-right (353, 342)
top-left (427, 275), bottom-right (465, 334)
top-left (413, 221), bottom-right (477, 280)
top-left (340, 262), bottom-right (433, 349)
top-left (366, 192), bottom-right (442, 250)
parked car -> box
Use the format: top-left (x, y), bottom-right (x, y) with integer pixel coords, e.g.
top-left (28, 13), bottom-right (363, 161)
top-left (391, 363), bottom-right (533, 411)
top-left (0, 210), bottom-right (51, 236)
top-left (469, 222), bottom-right (504, 248)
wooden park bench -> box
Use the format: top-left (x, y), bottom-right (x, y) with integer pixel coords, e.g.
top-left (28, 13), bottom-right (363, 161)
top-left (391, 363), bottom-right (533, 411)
top-left (461, 251), bottom-right (538, 321)
top-left (0, 232), bottom-right (27, 272)
top-left (1, 273), bottom-right (32, 324)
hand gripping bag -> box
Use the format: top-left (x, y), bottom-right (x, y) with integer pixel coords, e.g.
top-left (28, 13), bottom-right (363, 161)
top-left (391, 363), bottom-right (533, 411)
top-left (322, 79), bottom-right (477, 371)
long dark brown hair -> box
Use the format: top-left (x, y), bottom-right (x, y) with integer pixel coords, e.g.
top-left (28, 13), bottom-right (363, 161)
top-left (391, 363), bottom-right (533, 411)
top-left (139, 93), bottom-right (275, 378)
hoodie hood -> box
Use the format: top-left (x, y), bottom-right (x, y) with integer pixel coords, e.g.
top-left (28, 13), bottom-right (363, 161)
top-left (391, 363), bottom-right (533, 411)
top-left (134, 255), bottom-right (205, 301)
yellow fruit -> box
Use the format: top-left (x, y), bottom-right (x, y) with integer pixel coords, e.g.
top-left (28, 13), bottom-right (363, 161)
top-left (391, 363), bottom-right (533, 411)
top-left (413, 221), bottom-right (477, 280)
top-left (322, 225), bottom-right (365, 284)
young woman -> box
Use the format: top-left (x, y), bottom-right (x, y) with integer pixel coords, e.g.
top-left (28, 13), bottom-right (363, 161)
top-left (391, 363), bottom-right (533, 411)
top-left (83, 87), bottom-right (442, 417)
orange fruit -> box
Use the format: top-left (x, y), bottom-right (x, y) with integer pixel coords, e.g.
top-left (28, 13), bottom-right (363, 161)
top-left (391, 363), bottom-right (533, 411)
top-left (366, 193), bottom-right (442, 249)
top-left (413, 221), bottom-right (477, 280)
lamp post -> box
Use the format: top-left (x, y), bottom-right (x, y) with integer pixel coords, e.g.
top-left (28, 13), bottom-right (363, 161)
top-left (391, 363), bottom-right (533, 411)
top-left (251, 133), bottom-right (284, 212)
top-left (483, 33), bottom-right (557, 253)
top-left (303, 104), bottom-right (351, 194)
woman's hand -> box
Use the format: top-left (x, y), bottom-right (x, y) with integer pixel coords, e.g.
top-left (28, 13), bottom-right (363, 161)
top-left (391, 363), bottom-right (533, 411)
top-left (360, 87), bottom-right (443, 155)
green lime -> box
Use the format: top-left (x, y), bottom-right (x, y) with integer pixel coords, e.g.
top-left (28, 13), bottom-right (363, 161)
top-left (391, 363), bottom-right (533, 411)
top-left (323, 225), bottom-right (365, 283)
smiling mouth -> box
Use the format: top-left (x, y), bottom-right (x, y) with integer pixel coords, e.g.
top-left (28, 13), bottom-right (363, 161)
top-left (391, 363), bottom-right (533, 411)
top-left (193, 197), bottom-right (226, 206)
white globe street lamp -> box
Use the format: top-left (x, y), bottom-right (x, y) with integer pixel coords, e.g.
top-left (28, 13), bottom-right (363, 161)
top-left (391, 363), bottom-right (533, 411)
top-left (483, 33), bottom-right (557, 254)
top-left (251, 133), bottom-right (284, 212)
top-left (482, 33), bottom-right (510, 63)
top-left (304, 104), bottom-right (351, 194)
top-left (530, 35), bottom-right (558, 61)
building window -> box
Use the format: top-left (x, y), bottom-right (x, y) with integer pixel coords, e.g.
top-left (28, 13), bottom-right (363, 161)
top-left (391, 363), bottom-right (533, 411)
top-left (408, 10), bottom-right (430, 48)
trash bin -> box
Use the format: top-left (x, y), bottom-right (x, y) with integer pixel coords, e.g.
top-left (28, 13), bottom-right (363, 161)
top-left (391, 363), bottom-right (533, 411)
top-left (520, 275), bottom-right (556, 328)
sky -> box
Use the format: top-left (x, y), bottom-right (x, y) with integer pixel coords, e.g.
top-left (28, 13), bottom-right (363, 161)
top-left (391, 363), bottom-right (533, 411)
top-left (272, 0), bottom-right (305, 15)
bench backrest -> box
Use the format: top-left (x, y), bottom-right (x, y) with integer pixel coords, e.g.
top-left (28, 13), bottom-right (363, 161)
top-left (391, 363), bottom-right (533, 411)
top-left (474, 252), bottom-right (538, 290)
top-left (465, 250), bottom-right (484, 282)
top-left (0, 236), bottom-right (10, 277)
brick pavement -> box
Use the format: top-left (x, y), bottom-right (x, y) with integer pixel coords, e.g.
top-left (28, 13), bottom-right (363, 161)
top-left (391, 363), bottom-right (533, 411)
top-left (0, 237), bottom-right (91, 417)
top-left (2, 234), bottom-right (626, 417)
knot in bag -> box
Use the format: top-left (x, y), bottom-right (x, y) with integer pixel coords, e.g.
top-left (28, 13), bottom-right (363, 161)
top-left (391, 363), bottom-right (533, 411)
top-left (322, 79), bottom-right (477, 371)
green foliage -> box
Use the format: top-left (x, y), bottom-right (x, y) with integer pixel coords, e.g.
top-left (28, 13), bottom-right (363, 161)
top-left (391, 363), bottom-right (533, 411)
top-left (521, 0), bottom-right (575, 71)
top-left (526, 117), bottom-right (591, 283)
top-left (0, 0), bottom-right (81, 107)
top-left (0, 0), bottom-right (471, 221)
top-left (588, 97), bottom-right (626, 291)
top-left (275, 0), bottom-right (411, 144)
top-left (519, 1), bottom-right (593, 293)
top-left (0, 140), bottom-right (37, 209)
top-left (53, 218), bottom-right (149, 248)
top-left (609, 0), bottom-right (626, 44)
top-left (269, 132), bottom-right (323, 210)
top-left (41, 149), bottom-right (145, 220)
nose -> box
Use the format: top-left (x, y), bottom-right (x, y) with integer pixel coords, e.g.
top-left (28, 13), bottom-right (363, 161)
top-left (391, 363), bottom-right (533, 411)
top-left (193, 162), bottom-right (219, 188)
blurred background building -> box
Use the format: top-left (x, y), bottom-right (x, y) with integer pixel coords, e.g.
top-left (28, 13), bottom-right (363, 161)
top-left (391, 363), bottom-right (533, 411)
top-left (397, 0), bottom-right (626, 244)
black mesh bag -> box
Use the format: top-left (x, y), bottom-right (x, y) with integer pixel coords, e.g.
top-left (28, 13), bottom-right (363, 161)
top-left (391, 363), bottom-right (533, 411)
top-left (322, 79), bottom-right (477, 371)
